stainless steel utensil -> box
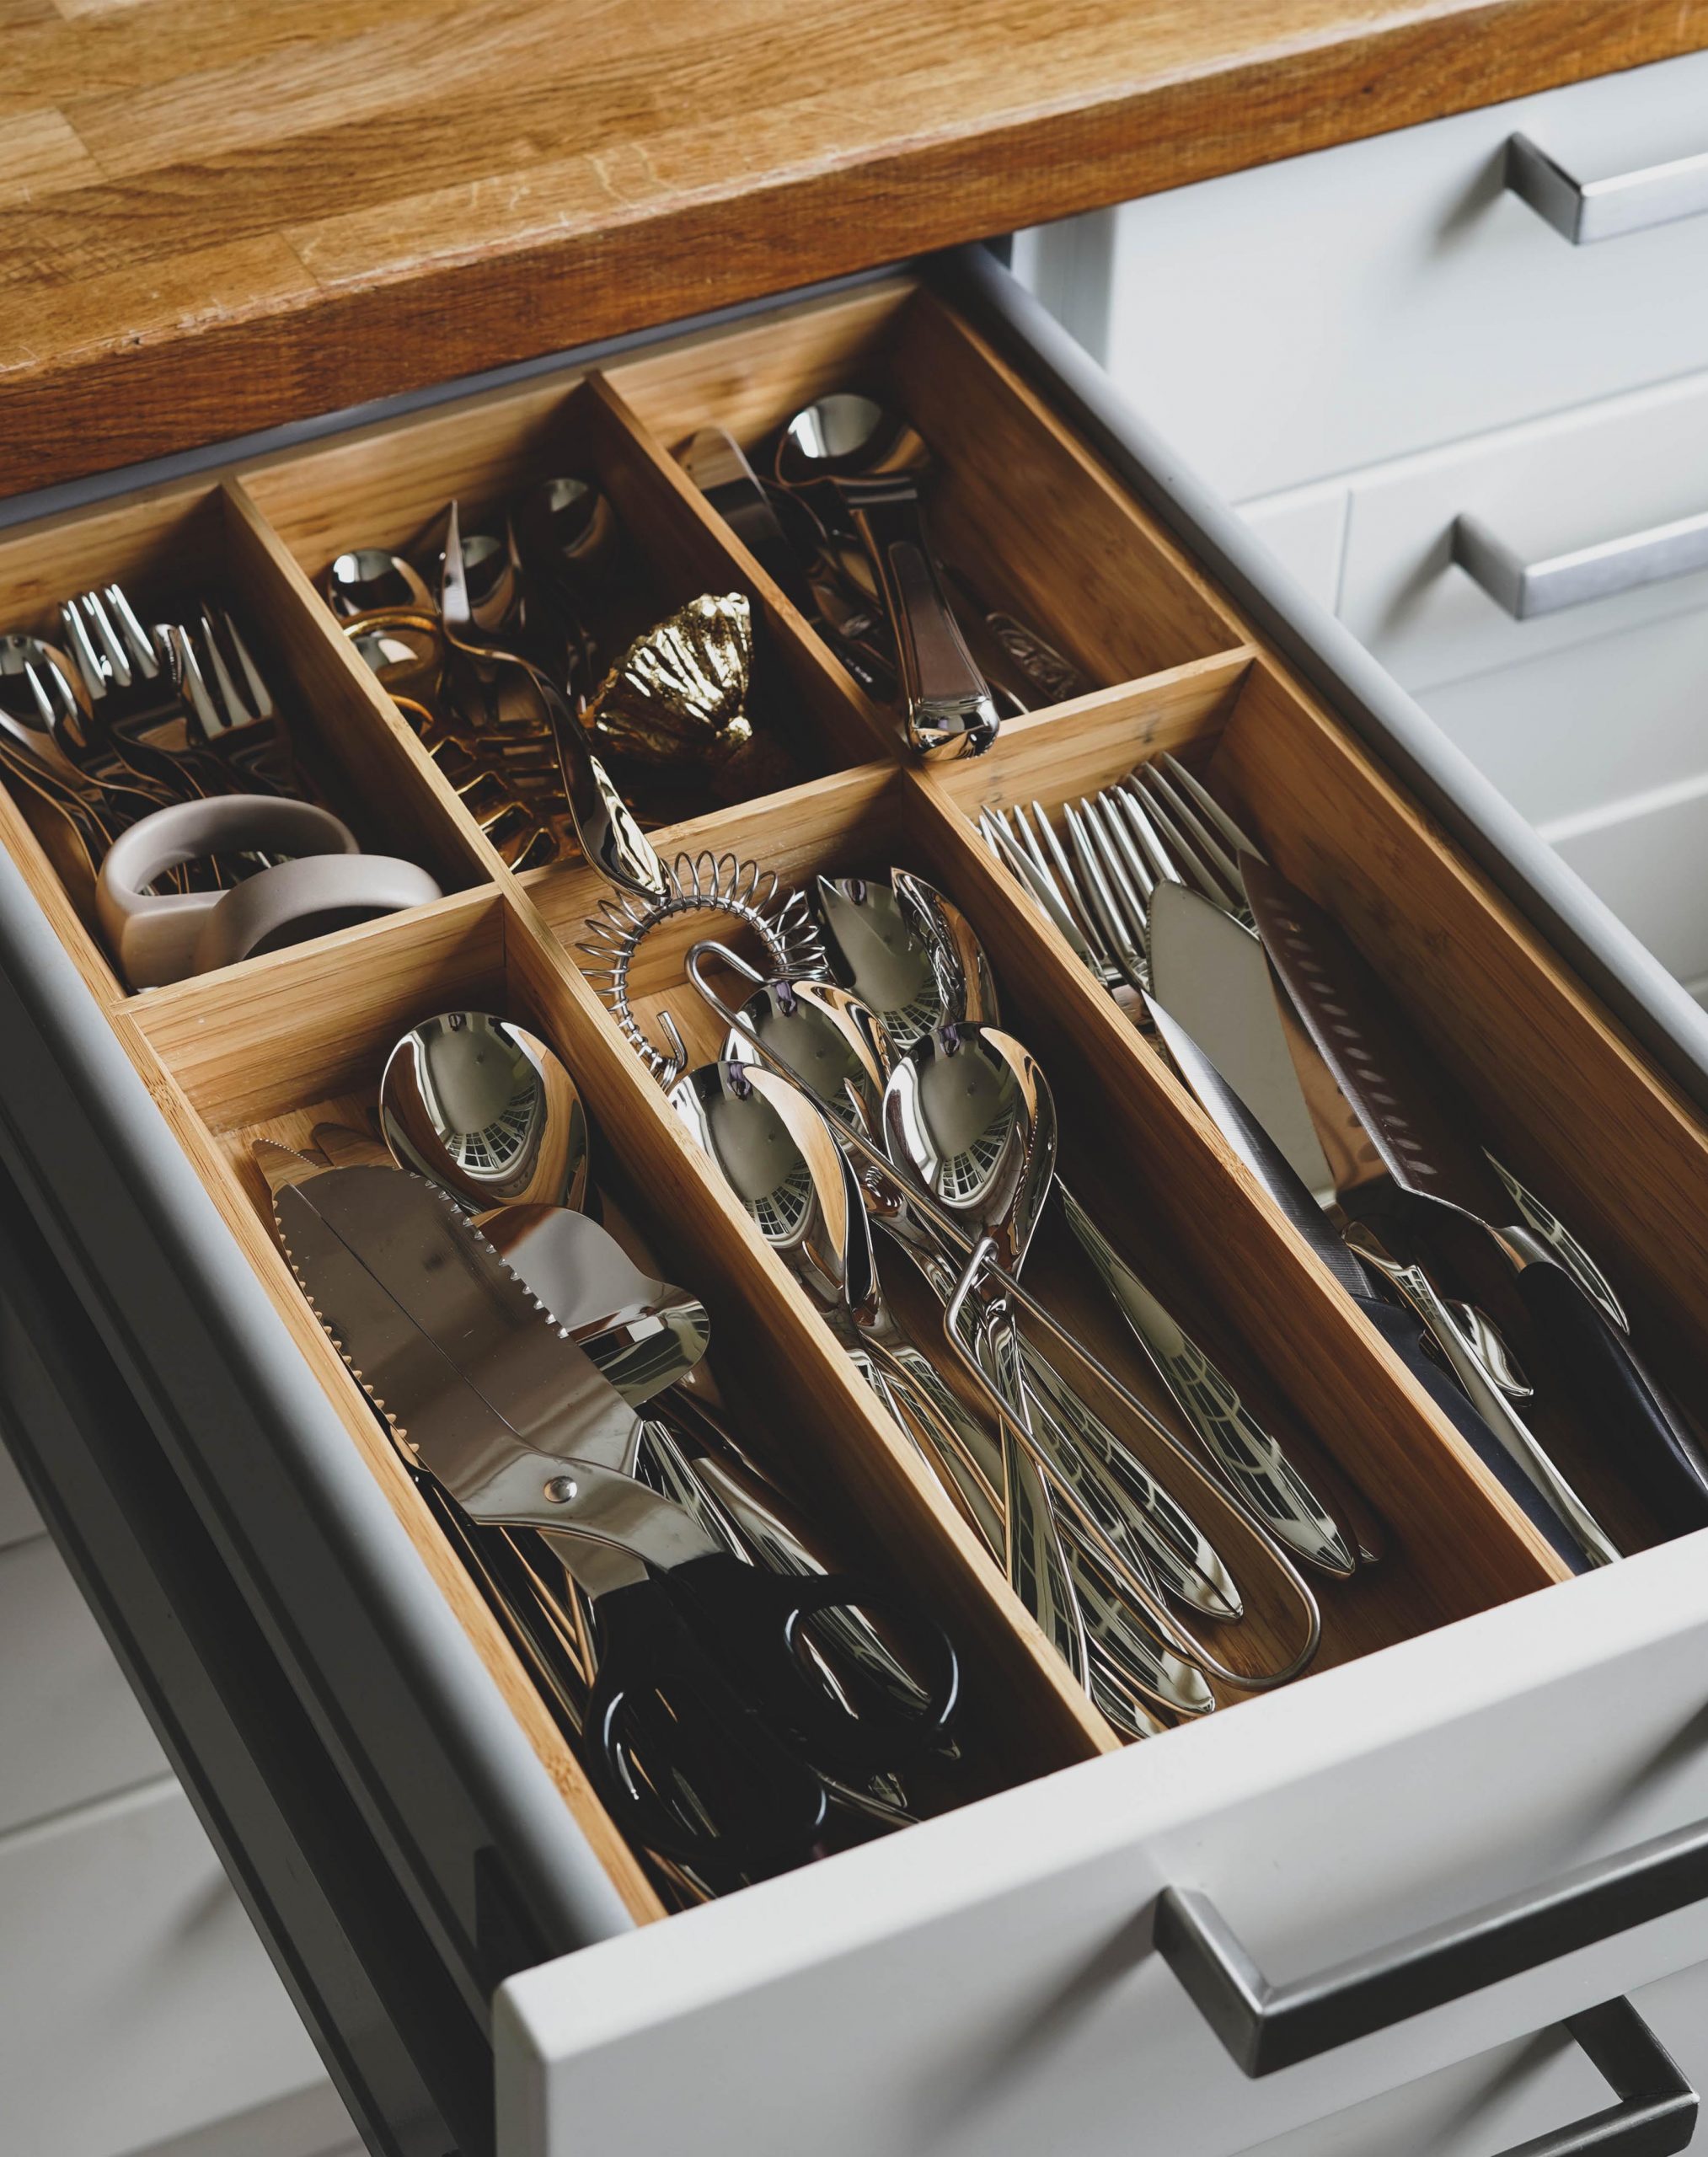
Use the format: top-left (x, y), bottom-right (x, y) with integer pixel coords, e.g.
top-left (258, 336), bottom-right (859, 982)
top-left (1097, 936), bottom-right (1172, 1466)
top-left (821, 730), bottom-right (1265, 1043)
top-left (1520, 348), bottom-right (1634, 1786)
top-left (775, 394), bottom-right (999, 759)
top-left (380, 1010), bottom-right (590, 1212)
top-left (442, 500), bottom-right (661, 898)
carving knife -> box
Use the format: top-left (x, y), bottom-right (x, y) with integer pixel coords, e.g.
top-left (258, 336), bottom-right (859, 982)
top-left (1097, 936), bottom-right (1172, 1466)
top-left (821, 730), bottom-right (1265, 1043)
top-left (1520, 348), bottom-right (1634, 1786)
top-left (1242, 859), bottom-right (1708, 1543)
top-left (1143, 989), bottom-right (1593, 1572)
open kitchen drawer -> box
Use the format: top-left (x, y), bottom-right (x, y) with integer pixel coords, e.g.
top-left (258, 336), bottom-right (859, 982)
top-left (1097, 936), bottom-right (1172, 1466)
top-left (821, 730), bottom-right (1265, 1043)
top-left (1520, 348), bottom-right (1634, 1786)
top-left (5, 251), bottom-right (1708, 2157)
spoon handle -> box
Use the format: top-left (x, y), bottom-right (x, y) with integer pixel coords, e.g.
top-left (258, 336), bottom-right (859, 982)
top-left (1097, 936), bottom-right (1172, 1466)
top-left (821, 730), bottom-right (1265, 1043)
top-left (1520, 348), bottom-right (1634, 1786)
top-left (848, 486), bottom-right (999, 758)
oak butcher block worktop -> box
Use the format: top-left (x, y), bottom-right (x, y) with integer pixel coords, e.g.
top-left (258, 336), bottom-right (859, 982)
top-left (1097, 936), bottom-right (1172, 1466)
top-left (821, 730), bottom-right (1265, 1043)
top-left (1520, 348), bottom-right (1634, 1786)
top-left (3, 0), bottom-right (1706, 495)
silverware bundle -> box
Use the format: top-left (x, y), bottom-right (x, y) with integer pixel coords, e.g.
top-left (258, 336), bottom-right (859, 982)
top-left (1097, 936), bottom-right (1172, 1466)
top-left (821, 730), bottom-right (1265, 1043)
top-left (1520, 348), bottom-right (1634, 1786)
top-left (325, 483), bottom-right (805, 880)
top-left (260, 1012), bottom-right (961, 1898)
top-left (980, 755), bottom-right (1708, 1571)
top-left (584, 858), bottom-right (1347, 1737)
top-left (0, 589), bottom-right (297, 902)
top-left (678, 404), bottom-right (1090, 759)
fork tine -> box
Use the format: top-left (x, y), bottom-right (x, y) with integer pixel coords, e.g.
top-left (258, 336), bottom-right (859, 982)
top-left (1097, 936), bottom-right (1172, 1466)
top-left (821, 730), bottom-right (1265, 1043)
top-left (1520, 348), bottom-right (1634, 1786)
top-left (80, 590), bottom-right (131, 691)
top-left (1132, 769), bottom-right (1238, 910)
top-left (198, 607), bottom-right (248, 729)
top-left (103, 584), bottom-right (159, 682)
top-left (1079, 793), bottom-right (1149, 956)
top-left (221, 611), bottom-right (274, 723)
top-left (1143, 759), bottom-right (1250, 904)
top-left (1110, 783), bottom-right (1185, 890)
top-left (57, 602), bottom-right (104, 702)
top-left (1086, 794), bottom-right (1155, 953)
top-left (1159, 752), bottom-right (1265, 866)
top-left (1089, 783), bottom-right (1157, 905)
top-left (1066, 800), bottom-right (1146, 993)
top-left (1021, 800), bottom-right (1110, 967)
top-left (166, 623), bottom-right (223, 740)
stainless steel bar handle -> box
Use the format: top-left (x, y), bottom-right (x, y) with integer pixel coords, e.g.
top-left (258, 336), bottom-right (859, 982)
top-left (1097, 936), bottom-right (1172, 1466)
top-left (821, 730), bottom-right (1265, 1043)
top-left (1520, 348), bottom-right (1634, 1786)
top-left (1451, 508), bottom-right (1708, 620)
top-left (1152, 1812), bottom-right (1708, 2075)
top-left (1506, 131), bottom-right (1708, 244)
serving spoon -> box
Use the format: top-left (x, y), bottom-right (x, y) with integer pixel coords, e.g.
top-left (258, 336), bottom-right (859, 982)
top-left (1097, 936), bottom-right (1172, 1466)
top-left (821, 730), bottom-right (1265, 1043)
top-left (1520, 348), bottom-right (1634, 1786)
top-left (775, 394), bottom-right (999, 760)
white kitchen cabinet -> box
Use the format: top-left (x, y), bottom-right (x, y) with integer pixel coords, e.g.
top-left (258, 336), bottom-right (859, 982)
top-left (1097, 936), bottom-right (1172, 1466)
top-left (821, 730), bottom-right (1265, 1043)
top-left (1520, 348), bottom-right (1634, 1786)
top-left (1019, 49), bottom-right (1708, 501)
top-left (0, 1780), bottom-right (333, 2157)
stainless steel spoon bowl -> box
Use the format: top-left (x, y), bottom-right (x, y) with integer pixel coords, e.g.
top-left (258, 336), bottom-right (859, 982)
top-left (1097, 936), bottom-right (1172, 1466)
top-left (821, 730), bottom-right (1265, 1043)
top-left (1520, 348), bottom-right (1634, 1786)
top-left (380, 1011), bottom-right (589, 1212)
top-left (323, 549), bottom-right (434, 618)
top-left (774, 398), bottom-right (999, 761)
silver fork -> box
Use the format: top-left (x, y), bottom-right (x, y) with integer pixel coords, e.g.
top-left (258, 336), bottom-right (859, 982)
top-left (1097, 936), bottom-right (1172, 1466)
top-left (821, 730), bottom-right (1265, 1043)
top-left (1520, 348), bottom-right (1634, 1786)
top-left (161, 610), bottom-right (276, 741)
top-left (986, 756), bottom-right (1629, 1341)
top-left (59, 585), bottom-right (163, 719)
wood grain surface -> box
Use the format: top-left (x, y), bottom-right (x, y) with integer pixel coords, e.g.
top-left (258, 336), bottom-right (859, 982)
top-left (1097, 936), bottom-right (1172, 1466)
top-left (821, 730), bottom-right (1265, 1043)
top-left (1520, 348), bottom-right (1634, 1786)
top-left (5, 0), bottom-right (1708, 495)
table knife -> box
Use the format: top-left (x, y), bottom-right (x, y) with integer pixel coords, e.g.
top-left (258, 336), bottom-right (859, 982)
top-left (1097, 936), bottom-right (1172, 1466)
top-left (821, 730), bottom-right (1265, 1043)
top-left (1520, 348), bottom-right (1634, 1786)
top-left (1144, 992), bottom-right (1591, 1573)
top-left (1243, 859), bottom-right (1708, 1541)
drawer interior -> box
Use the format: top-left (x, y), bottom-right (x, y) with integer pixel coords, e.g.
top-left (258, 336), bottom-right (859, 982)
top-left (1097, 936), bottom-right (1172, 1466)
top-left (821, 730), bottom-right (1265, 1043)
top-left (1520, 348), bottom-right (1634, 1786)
top-left (4, 273), bottom-right (1708, 1930)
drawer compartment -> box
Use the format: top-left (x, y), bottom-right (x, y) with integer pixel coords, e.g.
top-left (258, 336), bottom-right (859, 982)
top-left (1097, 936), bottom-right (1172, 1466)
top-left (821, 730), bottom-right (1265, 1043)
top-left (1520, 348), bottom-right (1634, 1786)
top-left (6, 263), bottom-right (1708, 2154)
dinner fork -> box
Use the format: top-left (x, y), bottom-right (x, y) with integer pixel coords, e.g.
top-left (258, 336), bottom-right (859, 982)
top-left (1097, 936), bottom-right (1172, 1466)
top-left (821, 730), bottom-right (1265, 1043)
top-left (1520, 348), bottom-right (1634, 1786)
top-left (59, 585), bottom-right (163, 718)
top-left (982, 756), bottom-right (1627, 1340)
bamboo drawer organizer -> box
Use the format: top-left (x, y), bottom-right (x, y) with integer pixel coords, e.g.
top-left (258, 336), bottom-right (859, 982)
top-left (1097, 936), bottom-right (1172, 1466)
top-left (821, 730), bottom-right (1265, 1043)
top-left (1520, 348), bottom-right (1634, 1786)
top-left (7, 275), bottom-right (1708, 1923)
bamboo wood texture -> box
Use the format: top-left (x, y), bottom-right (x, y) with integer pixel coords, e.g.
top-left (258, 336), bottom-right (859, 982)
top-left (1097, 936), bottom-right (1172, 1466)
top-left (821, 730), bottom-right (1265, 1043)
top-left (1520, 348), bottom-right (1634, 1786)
top-left (7, 0), bottom-right (1708, 495)
top-left (7, 273), bottom-right (1708, 1912)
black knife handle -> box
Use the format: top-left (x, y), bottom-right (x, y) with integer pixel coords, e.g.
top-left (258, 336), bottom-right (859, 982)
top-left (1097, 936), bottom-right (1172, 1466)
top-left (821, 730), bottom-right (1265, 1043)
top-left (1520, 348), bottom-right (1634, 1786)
top-left (1351, 1291), bottom-right (1592, 1575)
top-left (1513, 1260), bottom-right (1708, 1533)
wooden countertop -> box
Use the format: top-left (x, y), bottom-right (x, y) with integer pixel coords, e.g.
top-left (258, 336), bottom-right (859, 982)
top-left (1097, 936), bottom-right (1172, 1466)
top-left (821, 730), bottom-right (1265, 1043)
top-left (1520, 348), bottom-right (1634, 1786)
top-left (4, 0), bottom-right (1706, 496)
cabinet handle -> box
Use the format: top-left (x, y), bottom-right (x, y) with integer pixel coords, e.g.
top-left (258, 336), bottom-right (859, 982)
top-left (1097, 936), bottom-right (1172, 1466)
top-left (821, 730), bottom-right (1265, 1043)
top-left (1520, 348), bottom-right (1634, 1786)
top-left (1450, 508), bottom-right (1708, 619)
top-left (1152, 1813), bottom-right (1708, 2075)
top-left (1505, 131), bottom-right (1708, 244)
top-left (1501, 2001), bottom-right (1693, 2157)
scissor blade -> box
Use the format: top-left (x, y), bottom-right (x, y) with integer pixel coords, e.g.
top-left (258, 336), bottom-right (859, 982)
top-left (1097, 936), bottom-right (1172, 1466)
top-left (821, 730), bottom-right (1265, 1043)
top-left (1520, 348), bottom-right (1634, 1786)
top-left (273, 1162), bottom-right (639, 1487)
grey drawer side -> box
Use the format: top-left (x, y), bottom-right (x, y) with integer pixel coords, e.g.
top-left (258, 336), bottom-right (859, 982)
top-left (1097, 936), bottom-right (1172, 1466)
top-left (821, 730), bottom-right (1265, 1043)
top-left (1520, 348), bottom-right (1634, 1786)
top-left (946, 244), bottom-right (1708, 1116)
top-left (0, 840), bottom-right (634, 2115)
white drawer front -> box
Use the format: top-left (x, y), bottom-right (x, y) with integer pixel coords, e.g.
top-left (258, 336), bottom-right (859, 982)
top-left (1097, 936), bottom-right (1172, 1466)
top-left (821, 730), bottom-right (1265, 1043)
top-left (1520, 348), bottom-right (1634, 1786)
top-left (1420, 605), bottom-right (1708, 832)
top-left (0, 1782), bottom-right (328, 2157)
top-left (497, 1536), bottom-right (1708, 2157)
top-left (1338, 366), bottom-right (1708, 694)
top-left (1540, 779), bottom-right (1708, 997)
top-left (0, 1534), bottom-right (166, 1837)
top-left (1023, 48), bottom-right (1708, 501)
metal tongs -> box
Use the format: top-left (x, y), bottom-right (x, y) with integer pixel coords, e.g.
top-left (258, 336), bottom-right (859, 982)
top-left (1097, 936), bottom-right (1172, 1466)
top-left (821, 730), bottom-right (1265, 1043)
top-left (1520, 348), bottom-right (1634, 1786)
top-left (267, 1156), bottom-right (957, 1874)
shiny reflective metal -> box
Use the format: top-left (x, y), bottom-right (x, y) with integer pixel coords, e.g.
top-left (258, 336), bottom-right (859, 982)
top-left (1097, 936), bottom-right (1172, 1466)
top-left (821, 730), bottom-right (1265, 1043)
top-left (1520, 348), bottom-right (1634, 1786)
top-left (1158, 1797), bottom-right (1708, 2081)
top-left (380, 1011), bottom-right (590, 1212)
top-left (579, 849), bottom-right (827, 1084)
top-left (582, 591), bottom-right (758, 776)
top-left (894, 867), bottom-right (1352, 1581)
top-left (1452, 505), bottom-right (1708, 619)
top-left (775, 393), bottom-right (999, 760)
top-left (1506, 126), bottom-right (1708, 244)
top-left (441, 500), bottom-right (661, 898)
top-left (323, 549), bottom-right (434, 618)
top-left (690, 939), bottom-right (1324, 1693)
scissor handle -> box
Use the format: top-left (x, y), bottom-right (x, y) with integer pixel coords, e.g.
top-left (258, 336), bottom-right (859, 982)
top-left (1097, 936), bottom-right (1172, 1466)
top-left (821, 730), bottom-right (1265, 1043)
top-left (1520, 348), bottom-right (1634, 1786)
top-left (585, 1571), bottom-right (830, 1875)
top-left (667, 1553), bottom-right (961, 1780)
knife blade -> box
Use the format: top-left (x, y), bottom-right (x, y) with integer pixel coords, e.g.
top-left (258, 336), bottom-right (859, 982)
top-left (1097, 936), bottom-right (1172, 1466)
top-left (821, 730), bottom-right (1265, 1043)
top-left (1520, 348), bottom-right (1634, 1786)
top-left (1245, 859), bottom-right (1708, 1539)
top-left (267, 1155), bottom-right (650, 1537)
top-left (1148, 882), bottom-right (1335, 1197)
top-left (1143, 996), bottom-right (1593, 1572)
